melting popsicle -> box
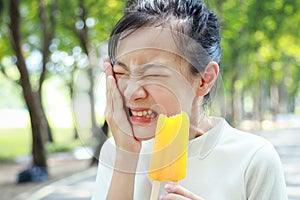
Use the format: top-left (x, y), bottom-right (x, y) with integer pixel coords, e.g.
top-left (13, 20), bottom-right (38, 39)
top-left (148, 111), bottom-right (189, 199)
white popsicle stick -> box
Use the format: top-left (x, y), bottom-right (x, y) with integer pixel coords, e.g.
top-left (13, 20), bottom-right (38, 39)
top-left (150, 180), bottom-right (160, 200)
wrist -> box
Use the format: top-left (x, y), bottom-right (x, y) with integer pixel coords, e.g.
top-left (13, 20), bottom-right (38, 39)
top-left (114, 147), bottom-right (140, 173)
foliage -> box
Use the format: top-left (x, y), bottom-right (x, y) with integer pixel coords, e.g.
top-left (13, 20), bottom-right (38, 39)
top-left (0, 0), bottom-right (125, 166)
top-left (205, 0), bottom-right (300, 124)
top-left (0, 0), bottom-right (299, 135)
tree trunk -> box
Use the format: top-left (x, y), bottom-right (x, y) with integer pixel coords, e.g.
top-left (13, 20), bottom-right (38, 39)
top-left (90, 120), bottom-right (109, 166)
top-left (270, 83), bottom-right (279, 120)
top-left (258, 82), bottom-right (264, 129)
top-left (230, 74), bottom-right (239, 127)
top-left (68, 80), bottom-right (79, 139)
top-left (9, 0), bottom-right (47, 168)
top-left (288, 66), bottom-right (300, 113)
top-left (252, 88), bottom-right (259, 121)
top-left (31, 93), bottom-right (48, 167)
top-left (76, 0), bottom-right (107, 165)
top-left (77, 0), bottom-right (101, 135)
top-left (38, 0), bottom-right (58, 143)
top-left (37, 94), bottom-right (53, 142)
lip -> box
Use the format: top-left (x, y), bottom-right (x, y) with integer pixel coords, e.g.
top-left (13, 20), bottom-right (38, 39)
top-left (128, 107), bottom-right (158, 125)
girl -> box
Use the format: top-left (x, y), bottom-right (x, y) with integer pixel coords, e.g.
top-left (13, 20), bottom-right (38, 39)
top-left (92, 0), bottom-right (287, 199)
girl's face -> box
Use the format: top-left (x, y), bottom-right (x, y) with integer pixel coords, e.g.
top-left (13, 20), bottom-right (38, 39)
top-left (113, 27), bottom-right (199, 140)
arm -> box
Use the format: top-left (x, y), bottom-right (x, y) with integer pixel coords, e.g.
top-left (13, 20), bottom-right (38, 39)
top-left (104, 58), bottom-right (141, 200)
top-left (91, 139), bottom-right (140, 200)
top-left (107, 150), bottom-right (139, 200)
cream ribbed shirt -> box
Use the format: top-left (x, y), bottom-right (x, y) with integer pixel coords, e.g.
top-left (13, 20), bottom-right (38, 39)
top-left (92, 117), bottom-right (287, 200)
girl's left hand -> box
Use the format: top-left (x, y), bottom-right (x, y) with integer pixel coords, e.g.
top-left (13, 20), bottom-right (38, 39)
top-left (160, 184), bottom-right (205, 200)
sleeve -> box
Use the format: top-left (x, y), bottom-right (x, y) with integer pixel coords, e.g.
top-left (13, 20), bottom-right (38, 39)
top-left (91, 138), bottom-right (116, 200)
top-left (245, 141), bottom-right (288, 200)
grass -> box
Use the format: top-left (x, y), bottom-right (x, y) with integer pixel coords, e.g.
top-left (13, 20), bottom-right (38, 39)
top-left (0, 128), bottom-right (30, 161)
top-left (0, 128), bottom-right (94, 161)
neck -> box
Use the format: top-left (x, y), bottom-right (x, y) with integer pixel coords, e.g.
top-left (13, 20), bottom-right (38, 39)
top-left (189, 114), bottom-right (213, 139)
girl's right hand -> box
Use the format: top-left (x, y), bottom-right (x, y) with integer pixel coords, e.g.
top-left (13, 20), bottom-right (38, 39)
top-left (104, 58), bottom-right (142, 155)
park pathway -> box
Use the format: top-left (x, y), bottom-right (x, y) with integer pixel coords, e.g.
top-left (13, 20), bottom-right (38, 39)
top-left (14, 127), bottom-right (300, 200)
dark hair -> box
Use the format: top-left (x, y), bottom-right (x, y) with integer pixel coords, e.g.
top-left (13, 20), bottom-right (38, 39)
top-left (108, 0), bottom-right (221, 104)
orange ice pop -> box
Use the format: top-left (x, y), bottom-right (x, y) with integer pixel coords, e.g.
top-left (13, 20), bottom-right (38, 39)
top-left (148, 111), bottom-right (189, 199)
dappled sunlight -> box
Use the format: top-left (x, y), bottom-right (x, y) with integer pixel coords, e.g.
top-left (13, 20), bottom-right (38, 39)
top-left (47, 108), bottom-right (73, 129)
top-left (0, 109), bottom-right (29, 129)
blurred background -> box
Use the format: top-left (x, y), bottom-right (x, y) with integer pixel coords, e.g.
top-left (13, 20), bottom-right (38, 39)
top-left (0, 0), bottom-right (299, 199)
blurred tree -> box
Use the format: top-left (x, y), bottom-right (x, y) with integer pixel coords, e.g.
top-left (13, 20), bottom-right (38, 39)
top-left (0, 0), bottom-right (3, 15)
top-left (206, 0), bottom-right (252, 126)
top-left (36, 0), bottom-right (58, 142)
top-left (7, 0), bottom-right (55, 169)
top-left (207, 0), bottom-right (300, 126)
top-left (2, 0), bottom-right (124, 170)
top-left (49, 0), bottom-right (125, 163)
top-left (245, 0), bottom-right (300, 120)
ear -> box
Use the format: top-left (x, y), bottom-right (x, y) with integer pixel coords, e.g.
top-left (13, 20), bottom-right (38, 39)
top-left (196, 61), bottom-right (219, 97)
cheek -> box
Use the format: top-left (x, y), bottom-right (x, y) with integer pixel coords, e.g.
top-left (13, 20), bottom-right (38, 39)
top-left (145, 85), bottom-right (182, 115)
top-left (147, 80), bottom-right (196, 116)
top-left (115, 76), bottom-right (126, 91)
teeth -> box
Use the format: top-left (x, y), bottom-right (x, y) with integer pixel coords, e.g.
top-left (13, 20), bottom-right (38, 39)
top-left (131, 109), bottom-right (156, 119)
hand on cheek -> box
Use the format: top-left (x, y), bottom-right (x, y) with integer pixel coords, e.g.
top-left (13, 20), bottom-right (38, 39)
top-left (159, 184), bottom-right (205, 200)
top-left (104, 58), bottom-right (141, 154)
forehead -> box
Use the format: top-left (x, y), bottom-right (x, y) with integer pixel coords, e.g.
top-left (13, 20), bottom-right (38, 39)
top-left (116, 27), bottom-right (180, 59)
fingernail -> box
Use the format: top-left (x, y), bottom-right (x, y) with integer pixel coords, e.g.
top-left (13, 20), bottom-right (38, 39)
top-left (159, 195), bottom-right (164, 200)
top-left (109, 75), bottom-right (115, 84)
top-left (103, 61), bottom-right (109, 71)
top-left (165, 184), bottom-right (172, 191)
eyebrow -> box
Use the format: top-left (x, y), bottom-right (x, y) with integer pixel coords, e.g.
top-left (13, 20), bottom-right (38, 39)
top-left (114, 61), bottom-right (129, 70)
top-left (142, 63), bottom-right (169, 71)
top-left (115, 60), bottom-right (169, 73)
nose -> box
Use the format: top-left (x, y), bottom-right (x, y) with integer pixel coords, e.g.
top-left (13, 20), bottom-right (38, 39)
top-left (123, 80), bottom-right (147, 102)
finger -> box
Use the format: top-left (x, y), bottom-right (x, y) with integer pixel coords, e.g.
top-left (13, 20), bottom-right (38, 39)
top-left (103, 58), bottom-right (115, 111)
top-left (111, 80), bottom-right (126, 119)
top-left (103, 57), bottom-right (111, 65)
top-left (103, 58), bottom-right (114, 77)
top-left (107, 75), bottom-right (132, 136)
top-left (160, 193), bottom-right (190, 200)
top-left (105, 75), bottom-right (115, 121)
top-left (164, 184), bottom-right (203, 200)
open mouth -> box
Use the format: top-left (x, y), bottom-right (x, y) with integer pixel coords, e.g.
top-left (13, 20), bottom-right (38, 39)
top-left (129, 108), bottom-right (158, 119)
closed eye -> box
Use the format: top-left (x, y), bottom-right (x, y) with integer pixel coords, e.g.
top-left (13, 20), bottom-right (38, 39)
top-left (114, 72), bottom-right (129, 81)
top-left (146, 74), bottom-right (160, 77)
top-left (144, 74), bottom-right (168, 78)
top-left (114, 72), bottom-right (126, 75)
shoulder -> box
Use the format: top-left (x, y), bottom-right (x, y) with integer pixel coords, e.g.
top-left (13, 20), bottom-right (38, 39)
top-left (218, 119), bottom-right (282, 167)
top-left (100, 137), bottom-right (116, 153)
top-left (220, 119), bottom-right (272, 152)
top-left (221, 120), bottom-right (284, 176)
top-left (244, 138), bottom-right (282, 173)
top-left (99, 137), bottom-right (116, 165)
top-left (242, 137), bottom-right (287, 199)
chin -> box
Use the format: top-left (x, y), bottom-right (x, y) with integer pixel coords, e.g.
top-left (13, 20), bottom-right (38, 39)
top-left (134, 135), bottom-right (153, 141)
top-left (132, 125), bottom-right (156, 141)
